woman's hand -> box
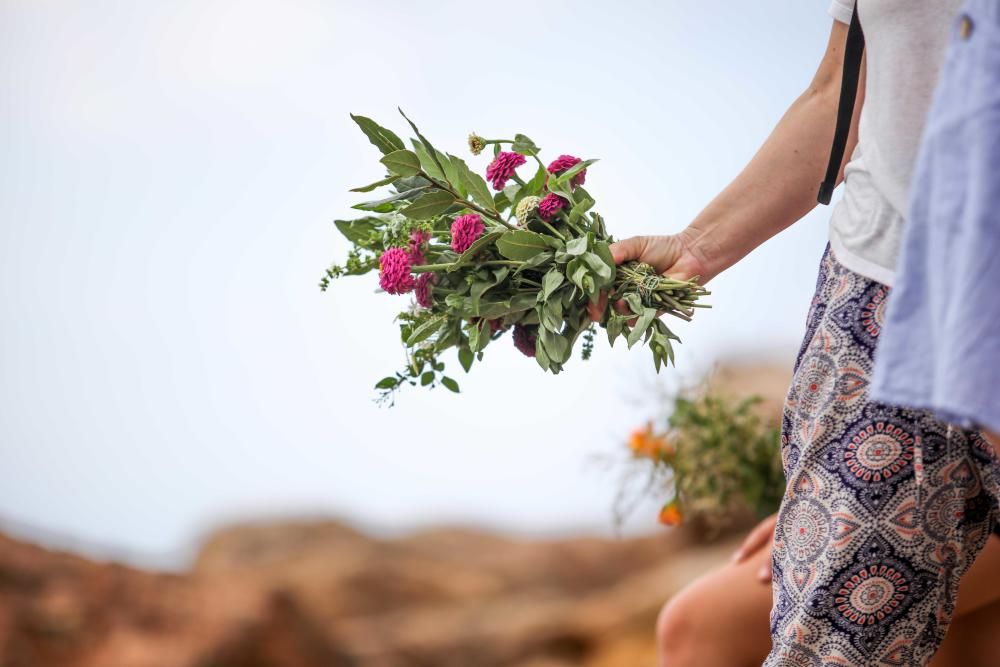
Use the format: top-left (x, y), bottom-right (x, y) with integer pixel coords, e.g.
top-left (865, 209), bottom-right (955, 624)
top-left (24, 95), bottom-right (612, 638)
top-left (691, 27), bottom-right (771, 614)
top-left (730, 513), bottom-right (778, 583)
top-left (586, 232), bottom-right (709, 321)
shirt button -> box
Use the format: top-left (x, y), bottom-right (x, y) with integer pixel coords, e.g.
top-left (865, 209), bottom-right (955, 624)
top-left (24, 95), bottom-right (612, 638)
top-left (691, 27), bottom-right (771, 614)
top-left (959, 14), bottom-right (974, 40)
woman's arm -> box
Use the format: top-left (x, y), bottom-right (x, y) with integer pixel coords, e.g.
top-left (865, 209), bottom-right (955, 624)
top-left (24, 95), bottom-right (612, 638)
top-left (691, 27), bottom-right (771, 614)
top-left (608, 20), bottom-right (866, 285)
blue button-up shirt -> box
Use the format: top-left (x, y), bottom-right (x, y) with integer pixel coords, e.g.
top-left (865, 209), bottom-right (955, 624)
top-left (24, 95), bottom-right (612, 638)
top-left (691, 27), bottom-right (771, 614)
top-left (871, 0), bottom-right (1000, 434)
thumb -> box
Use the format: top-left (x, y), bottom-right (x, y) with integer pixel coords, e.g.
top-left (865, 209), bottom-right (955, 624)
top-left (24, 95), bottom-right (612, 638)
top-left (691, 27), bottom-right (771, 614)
top-left (609, 236), bottom-right (648, 265)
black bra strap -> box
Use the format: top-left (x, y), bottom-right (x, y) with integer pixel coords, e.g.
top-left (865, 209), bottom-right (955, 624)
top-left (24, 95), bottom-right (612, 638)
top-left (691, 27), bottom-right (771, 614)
top-left (818, 4), bottom-right (865, 205)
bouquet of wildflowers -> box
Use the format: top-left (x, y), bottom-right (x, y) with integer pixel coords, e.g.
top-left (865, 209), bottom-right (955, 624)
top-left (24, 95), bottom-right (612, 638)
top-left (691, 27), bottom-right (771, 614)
top-left (323, 109), bottom-right (710, 404)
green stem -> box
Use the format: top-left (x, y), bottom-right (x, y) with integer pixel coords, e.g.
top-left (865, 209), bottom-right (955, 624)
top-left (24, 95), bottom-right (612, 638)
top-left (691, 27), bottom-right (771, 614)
top-left (480, 260), bottom-right (522, 267)
top-left (418, 169), bottom-right (516, 230)
top-left (494, 139), bottom-right (546, 171)
top-left (411, 263), bottom-right (453, 273)
top-left (413, 259), bottom-right (521, 274)
top-left (537, 219), bottom-right (567, 241)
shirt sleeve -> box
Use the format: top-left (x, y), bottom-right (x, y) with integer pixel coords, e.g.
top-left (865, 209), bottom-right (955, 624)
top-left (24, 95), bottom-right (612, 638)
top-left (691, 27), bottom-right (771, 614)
top-left (828, 0), bottom-right (854, 24)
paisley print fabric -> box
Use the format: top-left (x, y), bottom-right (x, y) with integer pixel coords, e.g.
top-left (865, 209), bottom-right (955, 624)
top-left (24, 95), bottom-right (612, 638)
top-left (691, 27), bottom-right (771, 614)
top-left (763, 245), bottom-right (1000, 667)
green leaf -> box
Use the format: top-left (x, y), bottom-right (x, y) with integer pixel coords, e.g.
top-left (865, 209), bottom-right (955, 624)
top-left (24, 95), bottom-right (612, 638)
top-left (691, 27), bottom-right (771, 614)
top-left (591, 211), bottom-right (608, 238)
top-left (401, 190), bottom-right (456, 220)
top-left (397, 108), bottom-right (449, 184)
top-left (468, 320), bottom-right (484, 352)
top-left (449, 154), bottom-right (495, 213)
top-left (351, 201), bottom-right (393, 213)
top-left (568, 198), bottom-right (595, 224)
top-left (379, 149), bottom-right (422, 177)
top-left (436, 322), bottom-right (461, 351)
top-left (448, 230), bottom-right (504, 272)
top-left (606, 315), bottom-right (623, 346)
top-left (458, 346), bottom-right (474, 372)
top-left (375, 376), bottom-right (398, 390)
top-left (333, 218), bottom-right (378, 244)
top-left (540, 328), bottom-right (570, 363)
top-left (546, 178), bottom-right (576, 204)
top-left (515, 251), bottom-right (554, 273)
top-left (439, 150), bottom-right (462, 193)
top-left (493, 190), bottom-right (511, 213)
top-left (441, 376), bottom-right (460, 393)
top-left (511, 133), bottom-right (539, 155)
top-left (470, 272), bottom-right (506, 315)
top-left (392, 175), bottom-right (432, 192)
top-left (420, 371), bottom-right (434, 386)
top-left (566, 256), bottom-right (589, 288)
top-left (534, 337), bottom-right (551, 371)
top-left (540, 298), bottom-right (564, 333)
top-left (627, 308), bottom-right (656, 348)
top-left (582, 251), bottom-right (614, 282)
top-left (352, 186), bottom-right (430, 211)
top-left (551, 158), bottom-right (598, 185)
top-left (407, 315), bottom-right (446, 345)
top-left (522, 165), bottom-right (547, 197)
top-left (510, 292), bottom-right (540, 311)
top-left (566, 256), bottom-right (598, 297)
top-left (412, 139), bottom-right (445, 181)
top-left (542, 269), bottom-right (565, 300)
top-left (565, 236), bottom-right (589, 256)
top-left (496, 230), bottom-right (552, 261)
top-left (592, 241), bottom-right (615, 274)
top-left (503, 183), bottom-right (521, 202)
top-left (623, 293), bottom-right (644, 315)
top-left (349, 174), bottom-right (398, 193)
top-left (350, 114), bottom-right (405, 155)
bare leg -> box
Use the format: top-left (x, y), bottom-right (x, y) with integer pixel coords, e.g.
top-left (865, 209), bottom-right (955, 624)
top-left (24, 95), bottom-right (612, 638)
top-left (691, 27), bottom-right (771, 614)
top-left (656, 535), bottom-right (1000, 667)
top-left (656, 541), bottom-right (772, 667)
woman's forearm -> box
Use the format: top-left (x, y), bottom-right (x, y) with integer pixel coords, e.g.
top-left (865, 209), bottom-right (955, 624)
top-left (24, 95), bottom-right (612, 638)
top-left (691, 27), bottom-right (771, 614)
top-left (681, 23), bottom-right (865, 281)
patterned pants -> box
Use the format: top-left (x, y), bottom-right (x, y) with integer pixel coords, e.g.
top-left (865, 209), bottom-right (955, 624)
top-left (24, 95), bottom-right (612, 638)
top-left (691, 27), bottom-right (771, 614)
top-left (763, 245), bottom-right (1000, 666)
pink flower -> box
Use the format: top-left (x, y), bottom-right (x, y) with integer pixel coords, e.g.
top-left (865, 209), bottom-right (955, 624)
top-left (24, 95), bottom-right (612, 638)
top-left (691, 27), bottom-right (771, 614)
top-left (450, 213), bottom-right (485, 253)
top-left (409, 228), bottom-right (431, 247)
top-left (512, 324), bottom-right (537, 358)
top-left (415, 272), bottom-right (436, 308)
top-left (547, 154), bottom-right (587, 186)
top-left (485, 151), bottom-right (527, 190)
top-left (538, 193), bottom-right (568, 221)
top-left (378, 247), bottom-right (416, 294)
top-left (408, 229), bottom-right (431, 265)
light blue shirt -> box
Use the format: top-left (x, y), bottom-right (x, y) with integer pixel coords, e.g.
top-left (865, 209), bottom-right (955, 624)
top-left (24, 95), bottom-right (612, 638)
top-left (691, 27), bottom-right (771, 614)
top-left (870, 0), bottom-right (1000, 434)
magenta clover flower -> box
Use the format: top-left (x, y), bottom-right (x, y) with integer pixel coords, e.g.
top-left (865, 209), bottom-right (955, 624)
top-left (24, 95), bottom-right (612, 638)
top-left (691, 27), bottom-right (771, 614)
top-left (485, 151), bottom-right (527, 191)
top-left (378, 247), bottom-right (416, 294)
top-left (415, 272), bottom-right (436, 308)
top-left (512, 324), bottom-right (537, 358)
top-left (450, 213), bottom-right (485, 253)
top-left (546, 154), bottom-right (587, 187)
top-left (538, 193), bottom-right (568, 221)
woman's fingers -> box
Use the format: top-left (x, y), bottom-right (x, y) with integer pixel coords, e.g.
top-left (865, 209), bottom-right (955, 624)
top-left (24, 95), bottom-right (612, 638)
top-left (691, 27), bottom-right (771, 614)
top-left (609, 236), bottom-right (648, 265)
top-left (587, 293), bottom-right (607, 322)
top-left (731, 513), bottom-right (779, 564)
top-left (589, 238), bottom-right (646, 322)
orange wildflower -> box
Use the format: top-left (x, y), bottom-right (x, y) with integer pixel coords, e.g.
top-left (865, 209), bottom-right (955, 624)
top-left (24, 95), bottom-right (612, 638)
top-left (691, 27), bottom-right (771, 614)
top-left (628, 423), bottom-right (655, 457)
top-left (658, 501), bottom-right (683, 527)
top-left (628, 422), bottom-right (673, 460)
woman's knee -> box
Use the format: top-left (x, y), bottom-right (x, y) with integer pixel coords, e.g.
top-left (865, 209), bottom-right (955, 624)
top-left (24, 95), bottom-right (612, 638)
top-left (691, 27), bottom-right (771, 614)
top-left (656, 587), bottom-right (702, 667)
top-left (655, 557), bottom-right (774, 667)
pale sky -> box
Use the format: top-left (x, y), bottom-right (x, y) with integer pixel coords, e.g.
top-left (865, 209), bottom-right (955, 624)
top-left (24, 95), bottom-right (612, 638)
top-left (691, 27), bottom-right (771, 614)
top-left (0, 0), bottom-right (837, 568)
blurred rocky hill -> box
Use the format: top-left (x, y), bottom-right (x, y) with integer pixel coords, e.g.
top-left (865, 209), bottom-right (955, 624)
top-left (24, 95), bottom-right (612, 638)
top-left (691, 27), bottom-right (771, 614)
top-left (0, 520), bottom-right (745, 667)
top-left (0, 363), bottom-right (789, 667)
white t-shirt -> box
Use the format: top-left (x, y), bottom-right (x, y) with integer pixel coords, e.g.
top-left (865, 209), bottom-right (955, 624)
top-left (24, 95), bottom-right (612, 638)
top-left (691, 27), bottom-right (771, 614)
top-left (826, 0), bottom-right (962, 286)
